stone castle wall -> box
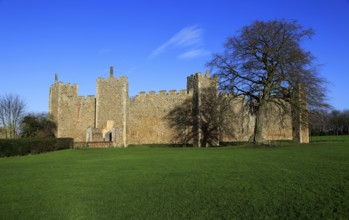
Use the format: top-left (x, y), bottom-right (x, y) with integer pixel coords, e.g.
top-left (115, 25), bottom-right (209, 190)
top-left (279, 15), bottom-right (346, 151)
top-left (220, 96), bottom-right (293, 142)
top-left (127, 89), bottom-right (192, 145)
top-left (219, 96), bottom-right (255, 142)
top-left (49, 67), bottom-right (307, 146)
top-left (263, 102), bottom-right (293, 140)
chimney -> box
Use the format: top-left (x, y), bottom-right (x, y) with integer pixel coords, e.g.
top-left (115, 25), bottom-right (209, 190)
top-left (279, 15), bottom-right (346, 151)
top-left (110, 66), bottom-right (114, 78)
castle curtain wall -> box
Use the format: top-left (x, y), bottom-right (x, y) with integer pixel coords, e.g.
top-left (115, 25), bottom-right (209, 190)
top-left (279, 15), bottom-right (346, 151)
top-left (127, 90), bottom-right (192, 145)
top-left (49, 69), bottom-right (305, 146)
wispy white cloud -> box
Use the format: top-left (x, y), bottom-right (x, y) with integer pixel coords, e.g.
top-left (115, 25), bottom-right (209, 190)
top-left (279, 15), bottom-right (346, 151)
top-left (125, 67), bottom-right (137, 75)
top-left (150, 26), bottom-right (203, 58)
top-left (178, 49), bottom-right (210, 60)
top-left (98, 48), bottom-right (112, 55)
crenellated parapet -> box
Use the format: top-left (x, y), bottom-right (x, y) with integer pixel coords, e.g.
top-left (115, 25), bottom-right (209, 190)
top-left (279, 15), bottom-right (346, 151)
top-left (50, 81), bottom-right (78, 95)
top-left (187, 70), bottom-right (218, 92)
top-left (132, 89), bottom-right (192, 100)
top-left (97, 75), bottom-right (128, 83)
top-left (60, 83), bottom-right (78, 99)
top-left (187, 70), bottom-right (213, 80)
top-left (77, 95), bottom-right (95, 102)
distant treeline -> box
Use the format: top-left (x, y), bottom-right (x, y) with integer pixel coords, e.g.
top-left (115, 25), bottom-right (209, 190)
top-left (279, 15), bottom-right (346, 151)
top-left (309, 109), bottom-right (349, 136)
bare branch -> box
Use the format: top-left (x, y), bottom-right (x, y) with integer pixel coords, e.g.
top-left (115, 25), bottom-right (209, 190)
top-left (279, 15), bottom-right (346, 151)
top-left (207, 19), bottom-right (329, 144)
top-left (0, 94), bottom-right (26, 138)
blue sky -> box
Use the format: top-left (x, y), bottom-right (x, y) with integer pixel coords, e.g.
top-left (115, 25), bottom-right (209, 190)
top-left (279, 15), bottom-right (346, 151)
top-left (0, 0), bottom-right (348, 112)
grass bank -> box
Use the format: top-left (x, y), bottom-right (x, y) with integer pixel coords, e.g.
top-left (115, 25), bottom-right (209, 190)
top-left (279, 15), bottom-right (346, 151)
top-left (0, 142), bottom-right (348, 219)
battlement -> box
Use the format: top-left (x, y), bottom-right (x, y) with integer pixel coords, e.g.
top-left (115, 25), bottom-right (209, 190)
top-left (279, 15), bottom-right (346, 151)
top-left (187, 72), bottom-right (205, 80)
top-left (51, 82), bottom-right (79, 98)
top-left (187, 70), bottom-right (218, 92)
top-left (53, 81), bottom-right (78, 89)
top-left (63, 82), bottom-right (78, 90)
top-left (134, 89), bottom-right (191, 99)
top-left (78, 95), bottom-right (95, 102)
top-left (187, 70), bottom-right (218, 80)
top-left (97, 75), bottom-right (128, 83)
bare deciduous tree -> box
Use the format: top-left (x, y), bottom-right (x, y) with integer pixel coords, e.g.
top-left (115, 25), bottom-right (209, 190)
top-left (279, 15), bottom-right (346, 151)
top-left (207, 19), bottom-right (329, 144)
top-left (340, 110), bottom-right (349, 135)
top-left (309, 109), bottom-right (330, 136)
top-left (0, 94), bottom-right (26, 139)
top-left (309, 109), bottom-right (349, 136)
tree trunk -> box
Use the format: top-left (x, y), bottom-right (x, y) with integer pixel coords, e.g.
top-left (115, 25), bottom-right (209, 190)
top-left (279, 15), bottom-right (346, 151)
top-left (253, 102), bottom-right (267, 145)
top-left (201, 135), bottom-right (207, 148)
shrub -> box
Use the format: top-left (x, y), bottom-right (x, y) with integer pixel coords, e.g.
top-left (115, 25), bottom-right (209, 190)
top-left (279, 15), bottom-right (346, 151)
top-left (0, 138), bottom-right (73, 157)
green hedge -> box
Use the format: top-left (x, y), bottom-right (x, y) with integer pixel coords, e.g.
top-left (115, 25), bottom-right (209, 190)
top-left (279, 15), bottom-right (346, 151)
top-left (0, 138), bottom-right (73, 157)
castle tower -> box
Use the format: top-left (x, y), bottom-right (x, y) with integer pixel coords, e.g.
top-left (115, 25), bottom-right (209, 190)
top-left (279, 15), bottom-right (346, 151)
top-left (49, 74), bottom-right (96, 142)
top-left (187, 71), bottom-right (219, 147)
top-left (292, 84), bottom-right (309, 143)
top-left (49, 79), bottom-right (80, 139)
top-left (96, 66), bottom-right (128, 147)
top-left (49, 74), bottom-right (61, 137)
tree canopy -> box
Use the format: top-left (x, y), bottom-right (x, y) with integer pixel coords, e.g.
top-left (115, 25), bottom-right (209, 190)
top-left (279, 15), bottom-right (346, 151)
top-left (207, 19), bottom-right (329, 144)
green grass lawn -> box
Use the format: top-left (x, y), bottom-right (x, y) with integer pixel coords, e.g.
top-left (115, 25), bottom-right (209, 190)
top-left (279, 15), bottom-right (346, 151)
top-left (0, 142), bottom-right (349, 219)
top-left (310, 134), bottom-right (349, 142)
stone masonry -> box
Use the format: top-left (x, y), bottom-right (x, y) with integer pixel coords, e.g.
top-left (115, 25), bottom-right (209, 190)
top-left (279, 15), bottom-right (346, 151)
top-left (49, 66), bottom-right (309, 147)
